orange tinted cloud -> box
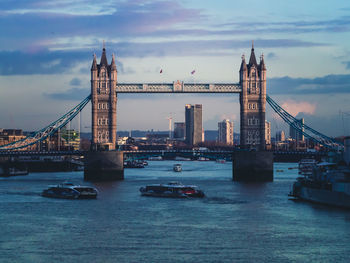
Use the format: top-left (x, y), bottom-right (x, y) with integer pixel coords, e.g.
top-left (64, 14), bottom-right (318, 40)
top-left (281, 100), bottom-right (316, 116)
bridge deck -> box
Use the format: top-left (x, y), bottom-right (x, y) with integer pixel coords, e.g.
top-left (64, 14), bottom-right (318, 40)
top-left (116, 82), bottom-right (241, 93)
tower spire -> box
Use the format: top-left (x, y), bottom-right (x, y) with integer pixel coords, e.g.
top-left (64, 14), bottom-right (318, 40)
top-left (111, 53), bottom-right (116, 70)
top-left (91, 53), bottom-right (97, 70)
top-left (100, 42), bottom-right (108, 66)
top-left (248, 40), bottom-right (257, 67)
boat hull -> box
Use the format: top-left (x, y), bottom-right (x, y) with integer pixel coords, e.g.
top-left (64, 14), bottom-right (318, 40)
top-left (292, 186), bottom-right (350, 209)
top-left (140, 191), bottom-right (204, 198)
top-left (42, 191), bottom-right (97, 199)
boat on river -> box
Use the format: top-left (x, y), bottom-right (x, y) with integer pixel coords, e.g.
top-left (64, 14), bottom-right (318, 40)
top-left (173, 164), bottom-right (182, 172)
top-left (289, 162), bottom-right (350, 208)
top-left (140, 182), bottom-right (205, 198)
top-left (42, 182), bottom-right (98, 199)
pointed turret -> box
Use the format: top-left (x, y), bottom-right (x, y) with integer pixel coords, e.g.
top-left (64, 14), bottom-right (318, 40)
top-left (100, 46), bottom-right (108, 66)
top-left (260, 53), bottom-right (266, 71)
top-left (111, 53), bottom-right (117, 71)
top-left (240, 54), bottom-right (247, 72)
top-left (91, 54), bottom-right (97, 70)
top-left (248, 41), bottom-right (258, 68)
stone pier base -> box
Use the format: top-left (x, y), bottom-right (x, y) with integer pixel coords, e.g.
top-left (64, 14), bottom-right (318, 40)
top-left (84, 151), bottom-right (124, 181)
top-left (233, 151), bottom-right (273, 182)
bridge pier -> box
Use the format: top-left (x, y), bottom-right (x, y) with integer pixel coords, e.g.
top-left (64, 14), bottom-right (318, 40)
top-left (232, 151), bottom-right (273, 182)
top-left (84, 151), bottom-right (124, 181)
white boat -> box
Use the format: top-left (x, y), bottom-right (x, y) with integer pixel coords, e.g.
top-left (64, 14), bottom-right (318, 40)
top-left (173, 164), bottom-right (182, 172)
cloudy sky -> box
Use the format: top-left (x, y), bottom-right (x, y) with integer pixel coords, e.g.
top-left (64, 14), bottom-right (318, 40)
top-left (1, 0), bottom-right (350, 137)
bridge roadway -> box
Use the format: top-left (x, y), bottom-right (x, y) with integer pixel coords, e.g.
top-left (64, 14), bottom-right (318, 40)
top-left (0, 150), bottom-right (327, 158)
top-left (115, 82), bottom-right (242, 93)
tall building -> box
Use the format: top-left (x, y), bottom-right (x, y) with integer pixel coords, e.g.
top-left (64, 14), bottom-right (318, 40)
top-left (174, 122), bottom-right (185, 139)
top-left (276, 130), bottom-right (285, 142)
top-left (265, 121), bottom-right (271, 145)
top-left (239, 43), bottom-right (266, 150)
top-left (290, 118), bottom-right (305, 142)
top-left (218, 119), bottom-right (234, 145)
top-left (91, 45), bottom-right (117, 150)
top-left (185, 104), bottom-right (203, 145)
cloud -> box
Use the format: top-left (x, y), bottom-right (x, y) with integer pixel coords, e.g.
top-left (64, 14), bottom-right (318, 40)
top-left (343, 61), bottom-right (350, 70)
top-left (268, 74), bottom-right (350, 95)
top-left (0, 50), bottom-right (88, 75)
top-left (43, 87), bottom-right (90, 101)
top-left (0, 0), bottom-right (342, 54)
top-left (69, 77), bottom-right (81, 86)
top-left (0, 37), bottom-right (326, 76)
top-left (220, 16), bottom-right (350, 35)
top-left (267, 52), bottom-right (277, 59)
top-left (281, 100), bottom-right (316, 116)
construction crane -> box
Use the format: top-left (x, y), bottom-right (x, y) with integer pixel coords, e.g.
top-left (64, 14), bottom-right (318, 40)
top-left (167, 113), bottom-right (174, 139)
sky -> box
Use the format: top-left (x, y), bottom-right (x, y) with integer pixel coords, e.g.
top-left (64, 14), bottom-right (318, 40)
top-left (1, 0), bottom-right (350, 137)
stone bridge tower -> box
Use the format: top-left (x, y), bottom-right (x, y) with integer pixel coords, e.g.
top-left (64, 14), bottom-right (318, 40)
top-left (239, 44), bottom-right (266, 150)
top-left (91, 46), bottom-right (117, 150)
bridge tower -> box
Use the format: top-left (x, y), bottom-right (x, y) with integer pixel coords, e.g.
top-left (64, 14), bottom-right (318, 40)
top-left (239, 43), bottom-right (266, 150)
top-left (91, 45), bottom-right (117, 150)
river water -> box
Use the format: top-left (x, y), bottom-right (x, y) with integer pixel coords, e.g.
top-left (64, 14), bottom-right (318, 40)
top-left (1, 161), bottom-right (350, 263)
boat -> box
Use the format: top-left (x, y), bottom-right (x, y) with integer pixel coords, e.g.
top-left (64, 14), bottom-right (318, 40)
top-left (289, 162), bottom-right (350, 208)
top-left (173, 164), bottom-right (182, 172)
top-left (124, 160), bottom-right (145, 168)
top-left (139, 182), bottom-right (205, 198)
top-left (42, 182), bottom-right (98, 199)
top-left (298, 158), bottom-right (317, 176)
top-left (216, 159), bottom-right (226, 164)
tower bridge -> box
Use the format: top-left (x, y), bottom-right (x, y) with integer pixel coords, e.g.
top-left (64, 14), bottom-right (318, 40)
top-left (91, 44), bottom-right (267, 153)
top-left (1, 44), bottom-right (342, 182)
top-left (86, 44), bottom-right (270, 181)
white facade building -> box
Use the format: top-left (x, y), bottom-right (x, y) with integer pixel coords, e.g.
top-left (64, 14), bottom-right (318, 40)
top-left (218, 119), bottom-right (234, 145)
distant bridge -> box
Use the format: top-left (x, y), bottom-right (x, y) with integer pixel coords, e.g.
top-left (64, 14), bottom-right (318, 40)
top-left (0, 149), bottom-right (328, 161)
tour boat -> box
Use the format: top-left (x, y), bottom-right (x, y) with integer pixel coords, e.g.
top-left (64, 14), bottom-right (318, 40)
top-left (42, 182), bottom-right (98, 199)
top-left (173, 164), bottom-right (182, 172)
top-left (139, 182), bottom-right (205, 198)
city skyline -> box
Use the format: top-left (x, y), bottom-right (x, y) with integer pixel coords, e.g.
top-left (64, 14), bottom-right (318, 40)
top-left (1, 0), bottom-right (350, 137)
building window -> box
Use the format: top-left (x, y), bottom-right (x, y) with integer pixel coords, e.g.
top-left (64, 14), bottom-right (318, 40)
top-left (98, 103), bottom-right (101, 109)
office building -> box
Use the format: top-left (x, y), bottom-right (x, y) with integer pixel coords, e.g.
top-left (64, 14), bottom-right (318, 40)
top-left (290, 118), bottom-right (305, 142)
top-left (218, 119), bottom-right (234, 145)
top-left (185, 104), bottom-right (203, 145)
top-left (276, 130), bottom-right (285, 142)
top-left (174, 122), bottom-right (185, 139)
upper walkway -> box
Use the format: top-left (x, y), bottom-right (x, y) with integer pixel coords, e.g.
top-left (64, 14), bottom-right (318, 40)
top-left (116, 81), bottom-right (241, 93)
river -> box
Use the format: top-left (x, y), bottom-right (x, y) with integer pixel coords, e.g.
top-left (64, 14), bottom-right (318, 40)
top-left (1, 161), bottom-right (350, 262)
